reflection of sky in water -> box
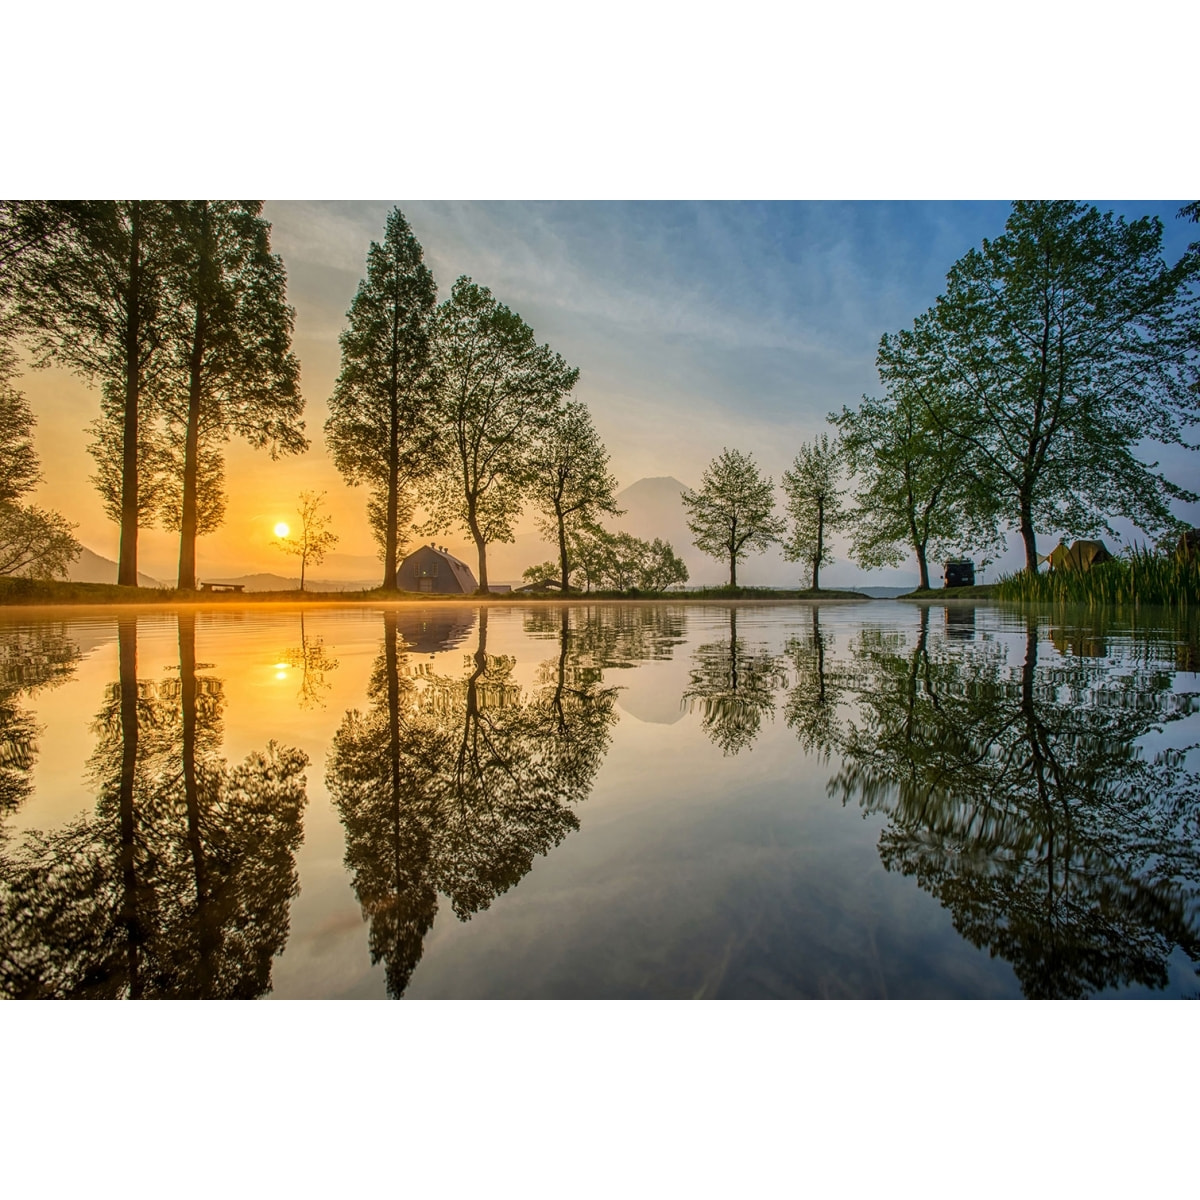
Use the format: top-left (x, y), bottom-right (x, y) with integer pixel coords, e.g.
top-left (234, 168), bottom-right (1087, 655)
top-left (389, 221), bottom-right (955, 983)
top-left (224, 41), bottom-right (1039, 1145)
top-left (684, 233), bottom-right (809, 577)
top-left (1, 601), bottom-right (1197, 999)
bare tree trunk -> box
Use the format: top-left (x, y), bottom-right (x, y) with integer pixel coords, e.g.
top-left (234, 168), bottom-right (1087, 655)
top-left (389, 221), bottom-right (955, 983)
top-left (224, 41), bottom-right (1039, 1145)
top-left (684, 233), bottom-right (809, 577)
top-left (177, 204), bottom-right (209, 592)
top-left (916, 543), bottom-right (930, 591)
top-left (812, 495), bottom-right (824, 591)
top-left (557, 502), bottom-right (569, 593)
top-left (382, 452), bottom-right (400, 591)
top-left (1019, 497), bottom-right (1039, 574)
top-left (118, 203), bottom-right (141, 588)
top-left (469, 504), bottom-right (489, 594)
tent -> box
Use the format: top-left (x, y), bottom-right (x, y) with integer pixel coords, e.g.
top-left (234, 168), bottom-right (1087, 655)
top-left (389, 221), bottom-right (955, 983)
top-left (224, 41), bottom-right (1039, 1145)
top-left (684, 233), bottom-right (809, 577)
top-left (1043, 539), bottom-right (1112, 572)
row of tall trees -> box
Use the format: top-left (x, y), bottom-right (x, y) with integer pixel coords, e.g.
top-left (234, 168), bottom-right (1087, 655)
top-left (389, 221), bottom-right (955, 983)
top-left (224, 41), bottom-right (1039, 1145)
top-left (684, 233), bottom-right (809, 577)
top-left (685, 202), bottom-right (1199, 590)
top-left (681, 442), bottom-right (849, 589)
top-left (0, 200), bottom-right (307, 588)
top-left (326, 209), bottom-right (619, 594)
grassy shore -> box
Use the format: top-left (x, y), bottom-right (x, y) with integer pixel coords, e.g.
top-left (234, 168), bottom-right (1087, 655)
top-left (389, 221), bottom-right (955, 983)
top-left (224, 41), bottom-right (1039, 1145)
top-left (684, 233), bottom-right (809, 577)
top-left (897, 583), bottom-right (1000, 600)
top-left (993, 549), bottom-right (1198, 612)
top-left (0, 577), bottom-right (871, 607)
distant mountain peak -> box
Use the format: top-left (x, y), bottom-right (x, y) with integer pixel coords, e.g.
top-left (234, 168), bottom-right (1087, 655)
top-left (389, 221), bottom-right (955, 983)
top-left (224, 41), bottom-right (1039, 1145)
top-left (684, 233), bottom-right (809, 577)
top-left (616, 475), bottom-right (690, 499)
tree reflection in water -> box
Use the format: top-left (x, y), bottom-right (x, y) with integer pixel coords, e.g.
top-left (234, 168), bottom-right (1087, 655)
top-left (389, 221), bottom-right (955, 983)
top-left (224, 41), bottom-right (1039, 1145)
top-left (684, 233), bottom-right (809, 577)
top-left (282, 611), bottom-right (338, 709)
top-left (830, 607), bottom-right (1200, 998)
top-left (328, 607), bottom-right (619, 997)
top-left (682, 608), bottom-right (787, 755)
top-left (0, 624), bottom-right (80, 833)
top-left (0, 614), bottom-right (308, 999)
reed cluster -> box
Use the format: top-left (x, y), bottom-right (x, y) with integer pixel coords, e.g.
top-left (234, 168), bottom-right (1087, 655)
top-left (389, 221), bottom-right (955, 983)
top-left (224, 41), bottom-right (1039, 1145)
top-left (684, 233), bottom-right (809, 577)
top-left (995, 546), bottom-right (1199, 610)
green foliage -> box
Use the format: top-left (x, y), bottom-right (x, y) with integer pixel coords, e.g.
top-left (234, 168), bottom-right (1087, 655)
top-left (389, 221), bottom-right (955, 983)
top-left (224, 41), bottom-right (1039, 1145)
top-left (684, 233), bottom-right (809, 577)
top-left (682, 448), bottom-right (785, 587)
top-left (682, 609), bottom-right (788, 755)
top-left (0, 333), bottom-right (80, 578)
top-left (15, 201), bottom-right (179, 583)
top-left (0, 616), bottom-right (308, 998)
top-left (326, 208), bottom-right (437, 587)
top-left (522, 560), bottom-right (570, 589)
top-left (781, 434), bottom-right (848, 589)
top-left (638, 537), bottom-right (690, 592)
top-left (527, 399), bottom-right (622, 590)
top-left (0, 354), bottom-right (39, 505)
top-left (830, 611), bottom-right (1200, 997)
top-left (833, 386), bottom-right (1001, 589)
top-left (994, 545), bottom-right (1200, 611)
top-left (155, 201), bottom-right (306, 587)
top-left (423, 277), bottom-right (579, 590)
top-left (878, 201), bottom-right (1200, 572)
top-left (561, 525), bottom-right (688, 593)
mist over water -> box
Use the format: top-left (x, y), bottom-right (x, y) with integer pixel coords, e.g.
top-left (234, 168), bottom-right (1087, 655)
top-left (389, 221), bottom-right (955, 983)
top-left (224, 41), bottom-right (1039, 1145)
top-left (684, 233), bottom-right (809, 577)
top-left (1, 601), bottom-right (1197, 999)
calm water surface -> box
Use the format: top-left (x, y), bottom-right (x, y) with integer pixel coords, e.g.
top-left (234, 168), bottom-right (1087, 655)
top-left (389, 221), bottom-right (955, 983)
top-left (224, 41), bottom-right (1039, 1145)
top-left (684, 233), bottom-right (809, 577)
top-left (1, 600), bottom-right (1197, 999)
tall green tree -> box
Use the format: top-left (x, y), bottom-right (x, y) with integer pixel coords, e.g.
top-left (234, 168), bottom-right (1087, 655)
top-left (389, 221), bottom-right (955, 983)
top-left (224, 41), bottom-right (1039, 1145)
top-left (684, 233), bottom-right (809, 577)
top-left (424, 277), bottom-right (579, 593)
top-left (528, 399), bottom-right (622, 592)
top-left (781, 434), bottom-right (848, 590)
top-left (16, 202), bottom-right (179, 586)
top-left (682, 448), bottom-right (785, 588)
top-left (157, 201), bottom-right (307, 590)
top-left (878, 201), bottom-right (1200, 573)
top-left (326, 208), bottom-right (438, 591)
top-left (832, 388), bottom-right (1001, 590)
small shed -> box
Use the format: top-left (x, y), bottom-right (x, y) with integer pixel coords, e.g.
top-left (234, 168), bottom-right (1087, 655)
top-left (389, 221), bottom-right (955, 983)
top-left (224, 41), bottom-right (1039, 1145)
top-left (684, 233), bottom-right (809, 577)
top-left (1045, 539), bottom-right (1112, 572)
top-left (397, 544), bottom-right (478, 594)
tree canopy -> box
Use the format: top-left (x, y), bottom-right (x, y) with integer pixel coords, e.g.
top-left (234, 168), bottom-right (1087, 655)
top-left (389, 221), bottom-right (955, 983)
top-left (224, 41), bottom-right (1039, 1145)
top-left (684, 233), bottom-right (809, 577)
top-left (877, 201), bottom-right (1200, 572)
top-left (423, 277), bottom-right (579, 592)
top-left (833, 386), bottom-right (1000, 590)
top-left (326, 208), bottom-right (437, 590)
top-left (682, 448), bottom-right (784, 588)
top-left (154, 201), bottom-right (307, 589)
top-left (16, 202), bottom-right (178, 585)
top-left (527, 399), bottom-right (622, 592)
top-left (781, 434), bottom-right (848, 590)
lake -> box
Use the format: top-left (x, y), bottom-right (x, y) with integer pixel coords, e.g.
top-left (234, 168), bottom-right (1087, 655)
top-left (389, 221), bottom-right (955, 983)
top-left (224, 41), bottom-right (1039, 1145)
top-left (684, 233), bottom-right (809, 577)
top-left (1, 600), bottom-right (1197, 999)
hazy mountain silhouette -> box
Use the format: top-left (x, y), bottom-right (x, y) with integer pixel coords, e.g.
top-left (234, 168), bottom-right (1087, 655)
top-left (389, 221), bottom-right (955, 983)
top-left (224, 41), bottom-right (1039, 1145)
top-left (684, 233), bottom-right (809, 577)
top-left (70, 547), bottom-right (163, 589)
top-left (200, 572), bottom-right (383, 593)
top-left (609, 477), bottom-right (709, 582)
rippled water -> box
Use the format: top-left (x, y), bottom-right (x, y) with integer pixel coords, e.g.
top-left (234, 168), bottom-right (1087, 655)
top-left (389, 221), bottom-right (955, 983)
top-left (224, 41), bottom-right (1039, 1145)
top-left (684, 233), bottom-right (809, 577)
top-left (1, 600), bottom-right (1197, 999)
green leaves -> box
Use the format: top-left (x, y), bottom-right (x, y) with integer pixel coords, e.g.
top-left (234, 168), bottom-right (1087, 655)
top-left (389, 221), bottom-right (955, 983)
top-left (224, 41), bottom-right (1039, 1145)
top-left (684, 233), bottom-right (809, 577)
top-left (326, 207), bottom-right (437, 585)
top-left (682, 448), bottom-right (784, 587)
top-left (877, 201), bottom-right (1200, 571)
top-left (424, 275), bottom-right (580, 587)
top-left (781, 434), bottom-right (847, 589)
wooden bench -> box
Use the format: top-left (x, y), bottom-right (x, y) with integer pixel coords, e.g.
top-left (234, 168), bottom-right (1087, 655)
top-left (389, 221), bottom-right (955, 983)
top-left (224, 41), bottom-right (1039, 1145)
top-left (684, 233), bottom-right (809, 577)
top-left (199, 582), bottom-right (245, 593)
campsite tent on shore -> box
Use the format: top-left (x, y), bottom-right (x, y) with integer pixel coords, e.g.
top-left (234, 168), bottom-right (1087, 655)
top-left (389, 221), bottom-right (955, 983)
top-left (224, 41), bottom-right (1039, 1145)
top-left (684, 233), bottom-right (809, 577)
top-left (1042, 539), bottom-right (1113, 572)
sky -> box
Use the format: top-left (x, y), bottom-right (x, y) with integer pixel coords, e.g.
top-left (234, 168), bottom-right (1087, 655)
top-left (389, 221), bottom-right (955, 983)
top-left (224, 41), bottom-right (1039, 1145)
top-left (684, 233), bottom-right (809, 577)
top-left (18, 199), bottom-right (1200, 587)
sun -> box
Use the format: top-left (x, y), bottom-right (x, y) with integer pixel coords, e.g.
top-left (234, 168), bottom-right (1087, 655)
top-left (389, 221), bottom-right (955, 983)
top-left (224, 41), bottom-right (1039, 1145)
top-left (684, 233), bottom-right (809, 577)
top-left (274, 522), bottom-right (290, 538)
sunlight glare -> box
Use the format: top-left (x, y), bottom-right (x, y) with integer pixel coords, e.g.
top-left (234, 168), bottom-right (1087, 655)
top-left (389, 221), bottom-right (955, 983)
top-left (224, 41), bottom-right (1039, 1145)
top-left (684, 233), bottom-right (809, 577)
top-left (274, 522), bottom-right (289, 538)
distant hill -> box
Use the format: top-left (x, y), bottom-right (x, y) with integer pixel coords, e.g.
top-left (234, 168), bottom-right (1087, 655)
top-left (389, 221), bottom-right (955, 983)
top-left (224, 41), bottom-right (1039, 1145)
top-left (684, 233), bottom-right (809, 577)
top-left (201, 572), bottom-right (382, 593)
top-left (610, 476), bottom-right (709, 581)
top-left (70, 547), bottom-right (163, 589)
